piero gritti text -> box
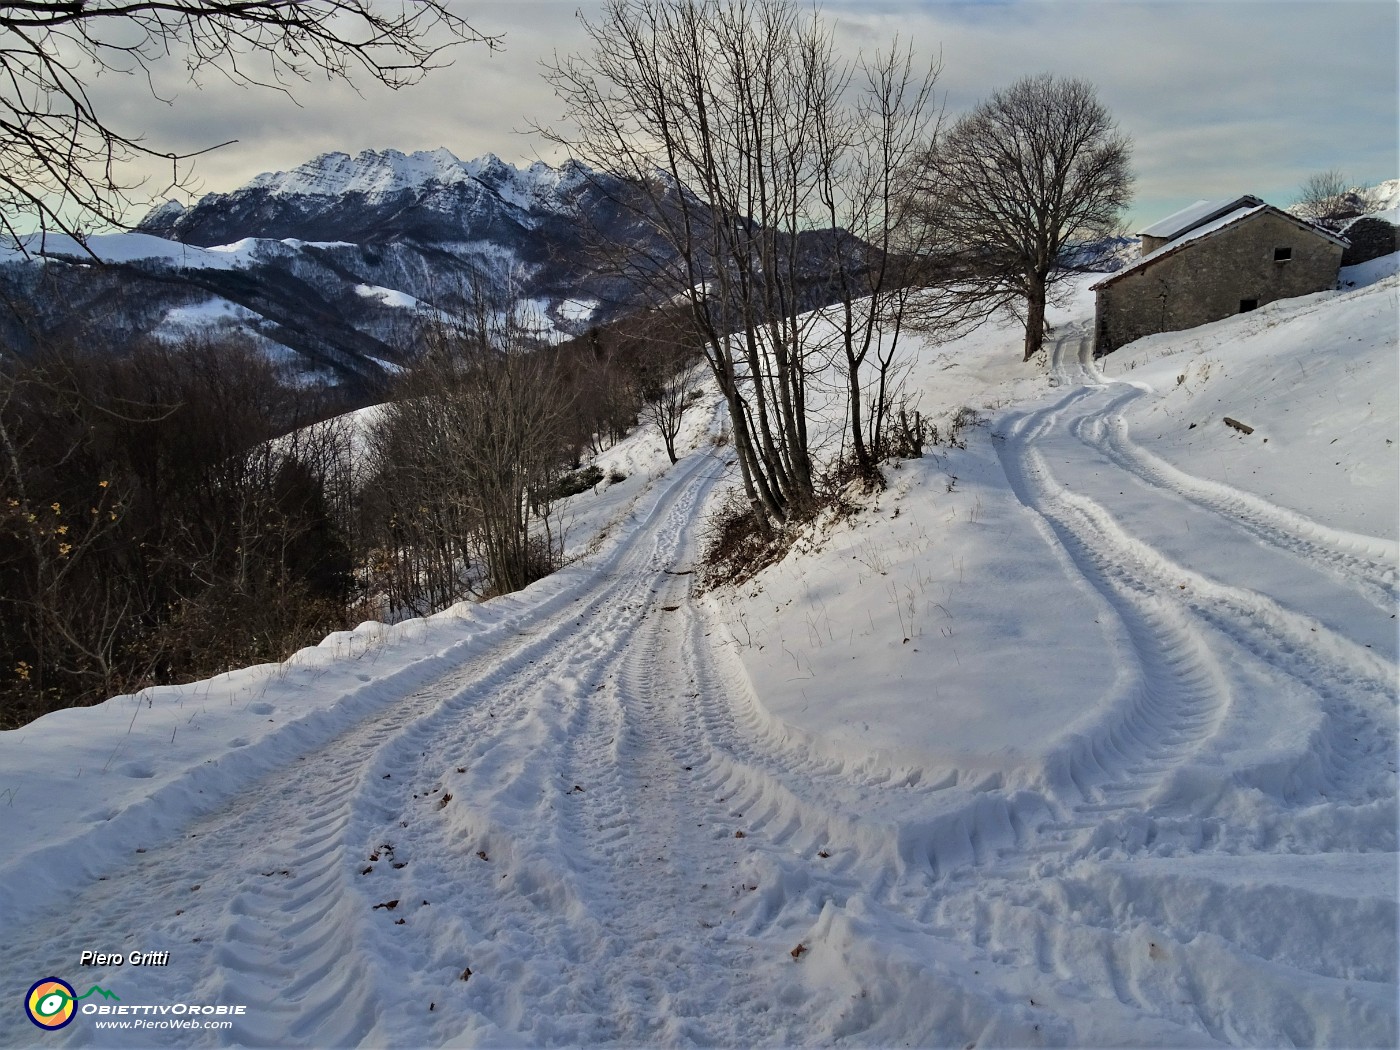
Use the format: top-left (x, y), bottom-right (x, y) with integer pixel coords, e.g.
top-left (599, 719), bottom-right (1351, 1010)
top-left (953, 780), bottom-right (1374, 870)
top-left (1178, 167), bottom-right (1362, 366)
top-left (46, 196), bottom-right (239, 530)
top-left (80, 950), bottom-right (170, 967)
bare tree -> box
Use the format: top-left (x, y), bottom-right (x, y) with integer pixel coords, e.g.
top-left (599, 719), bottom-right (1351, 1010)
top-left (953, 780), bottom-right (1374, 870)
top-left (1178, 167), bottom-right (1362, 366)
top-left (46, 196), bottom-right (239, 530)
top-left (809, 42), bottom-right (941, 477)
top-left (1, 1), bottom-right (498, 248)
top-left (541, 0), bottom-right (939, 525)
top-left (1294, 168), bottom-right (1374, 226)
top-left (906, 74), bottom-right (1132, 361)
top-left (639, 355), bottom-right (699, 466)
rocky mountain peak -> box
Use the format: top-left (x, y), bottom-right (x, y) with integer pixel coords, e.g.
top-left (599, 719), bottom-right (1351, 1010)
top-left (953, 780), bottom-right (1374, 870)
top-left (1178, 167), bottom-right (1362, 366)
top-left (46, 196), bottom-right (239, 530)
top-left (243, 147), bottom-right (473, 199)
top-left (135, 149), bottom-right (603, 246)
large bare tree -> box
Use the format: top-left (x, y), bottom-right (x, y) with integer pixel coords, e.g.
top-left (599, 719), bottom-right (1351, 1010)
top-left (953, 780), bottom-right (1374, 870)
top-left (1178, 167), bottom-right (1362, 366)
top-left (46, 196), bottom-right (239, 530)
top-left (540, 0), bottom-right (939, 525)
top-left (907, 74), bottom-right (1132, 361)
top-left (0, 1), bottom-right (497, 247)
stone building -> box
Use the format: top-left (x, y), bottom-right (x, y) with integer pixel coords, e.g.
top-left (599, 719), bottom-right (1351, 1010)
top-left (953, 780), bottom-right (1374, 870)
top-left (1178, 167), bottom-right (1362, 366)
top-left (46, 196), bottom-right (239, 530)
top-left (1092, 196), bottom-right (1348, 355)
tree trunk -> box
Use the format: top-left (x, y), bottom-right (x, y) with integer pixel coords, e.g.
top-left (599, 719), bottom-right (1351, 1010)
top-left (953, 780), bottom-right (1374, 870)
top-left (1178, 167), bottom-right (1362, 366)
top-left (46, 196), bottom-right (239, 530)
top-left (1023, 277), bottom-right (1048, 361)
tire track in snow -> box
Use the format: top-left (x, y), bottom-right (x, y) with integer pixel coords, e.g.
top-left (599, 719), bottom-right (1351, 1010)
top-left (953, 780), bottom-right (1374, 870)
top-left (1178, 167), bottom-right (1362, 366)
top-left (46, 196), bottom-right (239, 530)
top-left (551, 480), bottom-right (1077, 1047)
top-left (1041, 331), bottom-right (1396, 804)
top-left (1003, 365), bottom-right (1395, 808)
top-left (342, 442), bottom-right (934, 1047)
top-left (907, 330), bottom-right (1400, 1046)
top-left (1053, 327), bottom-right (1399, 614)
top-left (323, 446), bottom-right (733, 1044)
top-left (671, 577), bottom-right (1236, 1046)
top-left (993, 390), bottom-right (1234, 822)
top-left (303, 448), bottom-right (800, 1046)
top-left (542, 556), bottom-right (813, 1044)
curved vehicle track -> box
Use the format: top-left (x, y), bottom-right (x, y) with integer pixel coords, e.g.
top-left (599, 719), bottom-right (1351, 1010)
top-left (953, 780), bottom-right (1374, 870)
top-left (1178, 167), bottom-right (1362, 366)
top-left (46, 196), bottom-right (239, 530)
top-left (1055, 326), bottom-right (1398, 615)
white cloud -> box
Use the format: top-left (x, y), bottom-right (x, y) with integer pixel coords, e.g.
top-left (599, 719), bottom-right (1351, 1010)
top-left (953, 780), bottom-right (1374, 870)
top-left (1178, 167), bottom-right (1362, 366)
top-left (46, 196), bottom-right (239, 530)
top-left (92, 0), bottom-right (1397, 230)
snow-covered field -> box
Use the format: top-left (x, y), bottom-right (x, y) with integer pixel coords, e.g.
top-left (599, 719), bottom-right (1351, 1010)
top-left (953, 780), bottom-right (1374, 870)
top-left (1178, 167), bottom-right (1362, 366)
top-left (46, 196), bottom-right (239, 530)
top-left (0, 258), bottom-right (1395, 1047)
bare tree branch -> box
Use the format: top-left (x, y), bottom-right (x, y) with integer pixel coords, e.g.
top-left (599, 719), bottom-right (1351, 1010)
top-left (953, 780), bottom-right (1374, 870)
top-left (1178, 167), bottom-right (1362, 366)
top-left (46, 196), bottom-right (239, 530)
top-left (0, 1), bottom-right (499, 251)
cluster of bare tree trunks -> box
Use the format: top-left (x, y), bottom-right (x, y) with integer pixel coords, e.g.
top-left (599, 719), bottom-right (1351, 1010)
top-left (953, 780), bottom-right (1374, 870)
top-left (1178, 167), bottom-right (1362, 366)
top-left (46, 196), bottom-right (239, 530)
top-left (541, 2), bottom-right (1132, 526)
top-left (541, 0), bottom-right (943, 528)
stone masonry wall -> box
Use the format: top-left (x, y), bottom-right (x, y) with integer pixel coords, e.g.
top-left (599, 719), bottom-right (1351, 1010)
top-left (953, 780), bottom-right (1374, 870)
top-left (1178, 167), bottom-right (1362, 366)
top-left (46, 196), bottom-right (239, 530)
top-left (1094, 211), bottom-right (1343, 355)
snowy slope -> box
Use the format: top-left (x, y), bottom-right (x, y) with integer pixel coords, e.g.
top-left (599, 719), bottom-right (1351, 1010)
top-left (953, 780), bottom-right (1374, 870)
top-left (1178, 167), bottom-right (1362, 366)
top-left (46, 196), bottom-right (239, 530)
top-left (1366, 177), bottom-right (1400, 222)
top-left (5, 231), bottom-right (258, 269)
top-left (710, 263), bottom-right (1398, 1045)
top-left (0, 263), bottom-right (1395, 1047)
top-left (1099, 272), bottom-right (1398, 539)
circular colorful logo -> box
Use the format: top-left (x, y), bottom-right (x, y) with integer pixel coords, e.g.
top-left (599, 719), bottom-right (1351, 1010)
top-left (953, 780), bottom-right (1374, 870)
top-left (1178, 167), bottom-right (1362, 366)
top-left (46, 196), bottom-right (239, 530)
top-left (26, 977), bottom-right (77, 1030)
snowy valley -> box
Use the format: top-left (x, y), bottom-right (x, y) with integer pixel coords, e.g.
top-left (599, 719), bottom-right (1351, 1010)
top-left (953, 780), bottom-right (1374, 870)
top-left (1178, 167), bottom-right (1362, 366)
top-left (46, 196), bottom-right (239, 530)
top-left (0, 244), bottom-right (1395, 1046)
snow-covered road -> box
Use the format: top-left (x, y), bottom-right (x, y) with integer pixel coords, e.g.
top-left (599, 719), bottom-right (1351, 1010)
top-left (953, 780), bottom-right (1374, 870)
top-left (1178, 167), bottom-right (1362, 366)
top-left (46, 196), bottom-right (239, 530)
top-left (2, 286), bottom-right (1395, 1047)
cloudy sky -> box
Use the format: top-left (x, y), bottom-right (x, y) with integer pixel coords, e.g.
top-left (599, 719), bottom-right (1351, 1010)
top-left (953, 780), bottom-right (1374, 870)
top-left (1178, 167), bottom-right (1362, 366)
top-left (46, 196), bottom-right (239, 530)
top-left (115, 0), bottom-right (1398, 230)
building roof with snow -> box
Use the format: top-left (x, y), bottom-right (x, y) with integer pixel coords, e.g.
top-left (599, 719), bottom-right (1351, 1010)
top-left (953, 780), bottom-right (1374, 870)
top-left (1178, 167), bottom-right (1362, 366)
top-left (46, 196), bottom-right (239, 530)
top-left (1095, 203), bottom-right (1348, 291)
top-left (1091, 196), bottom-right (1350, 356)
top-left (1136, 195), bottom-right (1266, 240)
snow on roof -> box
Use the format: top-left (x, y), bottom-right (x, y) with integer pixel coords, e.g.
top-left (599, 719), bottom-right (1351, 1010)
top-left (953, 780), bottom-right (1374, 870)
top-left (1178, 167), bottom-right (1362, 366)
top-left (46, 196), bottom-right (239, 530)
top-left (1095, 204), bottom-right (1348, 290)
top-left (1097, 205), bottom-right (1265, 288)
top-left (1137, 195), bottom-right (1265, 240)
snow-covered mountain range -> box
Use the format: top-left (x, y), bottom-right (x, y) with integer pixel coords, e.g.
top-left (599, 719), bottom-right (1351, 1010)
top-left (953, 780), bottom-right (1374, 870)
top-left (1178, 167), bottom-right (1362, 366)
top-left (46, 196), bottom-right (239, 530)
top-left (141, 149), bottom-right (598, 245)
top-left (1, 147), bottom-right (870, 392)
top-left (0, 150), bottom-right (695, 391)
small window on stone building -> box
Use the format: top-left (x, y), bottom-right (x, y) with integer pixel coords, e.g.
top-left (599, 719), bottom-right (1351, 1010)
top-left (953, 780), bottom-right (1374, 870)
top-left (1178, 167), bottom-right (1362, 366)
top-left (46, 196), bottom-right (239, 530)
top-left (1239, 298), bottom-right (1259, 313)
top-left (1274, 246), bottom-right (1292, 262)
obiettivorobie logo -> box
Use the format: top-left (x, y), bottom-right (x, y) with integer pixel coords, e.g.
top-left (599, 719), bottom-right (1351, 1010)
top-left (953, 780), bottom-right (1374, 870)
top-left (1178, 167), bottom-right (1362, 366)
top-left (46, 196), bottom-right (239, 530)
top-left (24, 975), bottom-right (247, 1033)
top-left (25, 978), bottom-right (119, 1030)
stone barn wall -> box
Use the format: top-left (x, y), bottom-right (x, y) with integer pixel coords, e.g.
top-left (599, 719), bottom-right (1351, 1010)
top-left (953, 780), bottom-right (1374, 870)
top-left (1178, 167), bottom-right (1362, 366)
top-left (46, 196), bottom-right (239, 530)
top-left (1094, 211), bottom-right (1344, 355)
top-left (1340, 217), bottom-right (1399, 266)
